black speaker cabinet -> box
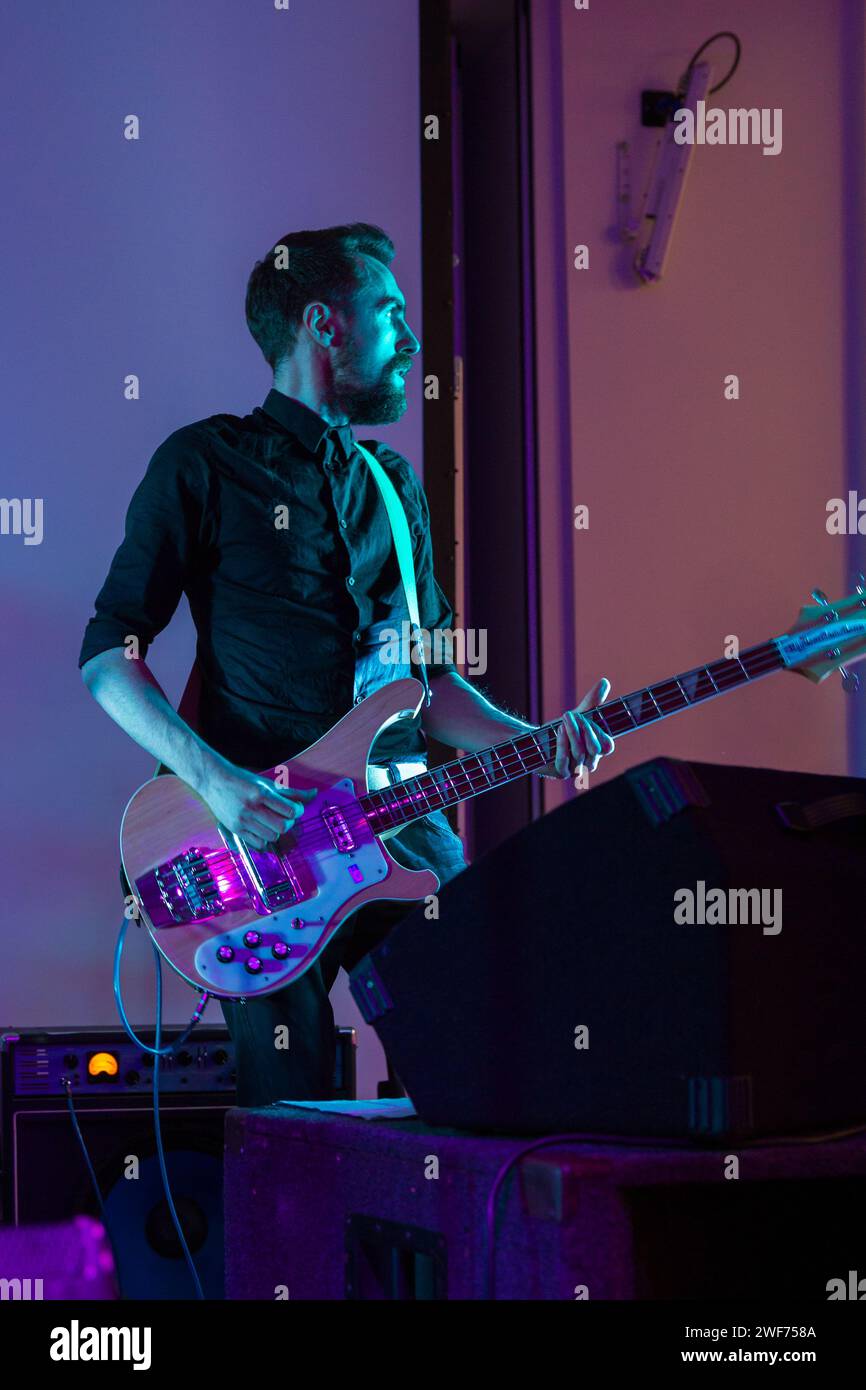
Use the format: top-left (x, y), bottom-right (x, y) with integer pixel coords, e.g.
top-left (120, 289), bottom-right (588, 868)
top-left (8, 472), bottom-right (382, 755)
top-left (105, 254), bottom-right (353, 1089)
top-left (351, 759), bottom-right (866, 1139)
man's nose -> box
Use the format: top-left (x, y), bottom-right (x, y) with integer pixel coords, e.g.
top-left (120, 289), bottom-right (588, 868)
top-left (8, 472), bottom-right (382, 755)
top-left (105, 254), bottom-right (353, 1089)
top-left (399, 324), bottom-right (421, 356)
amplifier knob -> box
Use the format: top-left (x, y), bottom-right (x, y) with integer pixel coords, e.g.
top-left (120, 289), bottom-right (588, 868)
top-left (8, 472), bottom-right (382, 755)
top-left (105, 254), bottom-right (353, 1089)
top-left (217, 945), bottom-right (235, 963)
top-left (243, 930), bottom-right (262, 948)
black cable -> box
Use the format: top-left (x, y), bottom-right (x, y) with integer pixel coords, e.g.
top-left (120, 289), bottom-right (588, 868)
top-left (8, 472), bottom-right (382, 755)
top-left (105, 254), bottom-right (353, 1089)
top-left (680, 30), bottom-right (742, 96)
top-left (62, 1078), bottom-right (122, 1284)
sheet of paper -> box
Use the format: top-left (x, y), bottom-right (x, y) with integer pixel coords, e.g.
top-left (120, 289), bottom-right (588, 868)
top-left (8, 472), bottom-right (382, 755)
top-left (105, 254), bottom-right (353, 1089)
top-left (276, 1097), bottom-right (417, 1121)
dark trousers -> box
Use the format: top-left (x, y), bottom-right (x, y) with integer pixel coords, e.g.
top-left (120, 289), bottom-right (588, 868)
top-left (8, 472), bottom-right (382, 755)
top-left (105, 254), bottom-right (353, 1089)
top-left (220, 810), bottom-right (467, 1106)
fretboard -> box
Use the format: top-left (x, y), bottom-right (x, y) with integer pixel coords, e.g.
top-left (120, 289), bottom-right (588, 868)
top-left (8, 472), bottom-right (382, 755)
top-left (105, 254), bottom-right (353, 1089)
top-left (360, 638), bottom-right (785, 833)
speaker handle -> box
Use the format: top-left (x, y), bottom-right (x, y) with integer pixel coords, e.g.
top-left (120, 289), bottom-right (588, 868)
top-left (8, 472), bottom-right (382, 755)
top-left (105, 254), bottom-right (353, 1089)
top-left (775, 793), bottom-right (866, 833)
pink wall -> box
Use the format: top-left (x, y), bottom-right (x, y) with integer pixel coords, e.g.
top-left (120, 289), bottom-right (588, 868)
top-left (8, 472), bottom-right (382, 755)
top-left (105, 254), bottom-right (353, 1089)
top-left (531, 0), bottom-right (862, 812)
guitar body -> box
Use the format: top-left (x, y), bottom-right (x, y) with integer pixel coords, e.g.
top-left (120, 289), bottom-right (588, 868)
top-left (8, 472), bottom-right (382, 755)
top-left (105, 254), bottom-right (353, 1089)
top-left (120, 678), bottom-right (438, 1000)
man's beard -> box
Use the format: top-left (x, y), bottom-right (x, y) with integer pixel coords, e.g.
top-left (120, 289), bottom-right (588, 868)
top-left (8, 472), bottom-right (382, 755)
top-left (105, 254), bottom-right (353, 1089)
top-left (333, 353), bottom-right (408, 425)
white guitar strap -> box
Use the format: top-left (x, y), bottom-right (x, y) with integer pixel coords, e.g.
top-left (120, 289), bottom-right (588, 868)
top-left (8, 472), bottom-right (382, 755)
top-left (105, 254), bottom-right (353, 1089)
top-left (354, 440), bottom-right (431, 707)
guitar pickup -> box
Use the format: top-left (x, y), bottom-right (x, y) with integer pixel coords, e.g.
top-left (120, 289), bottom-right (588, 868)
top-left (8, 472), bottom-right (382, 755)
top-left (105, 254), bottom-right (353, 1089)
top-left (222, 829), bottom-right (318, 915)
top-left (323, 805), bottom-right (356, 853)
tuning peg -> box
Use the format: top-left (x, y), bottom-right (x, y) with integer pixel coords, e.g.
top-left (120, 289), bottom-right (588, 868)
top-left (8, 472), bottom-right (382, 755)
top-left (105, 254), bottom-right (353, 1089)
top-left (841, 666), bottom-right (861, 693)
top-left (811, 588), bottom-right (838, 621)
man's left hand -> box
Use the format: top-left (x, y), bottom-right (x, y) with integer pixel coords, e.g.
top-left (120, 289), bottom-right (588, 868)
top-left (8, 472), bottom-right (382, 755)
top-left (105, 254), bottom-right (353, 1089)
top-left (539, 677), bottom-right (616, 779)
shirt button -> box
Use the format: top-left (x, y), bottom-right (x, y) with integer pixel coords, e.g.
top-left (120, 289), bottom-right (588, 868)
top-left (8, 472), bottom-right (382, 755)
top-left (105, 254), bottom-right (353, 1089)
top-left (340, 519), bottom-right (348, 529)
top-left (347, 577), bottom-right (355, 587)
top-left (354, 696), bottom-right (364, 706)
top-left (353, 632), bottom-right (361, 644)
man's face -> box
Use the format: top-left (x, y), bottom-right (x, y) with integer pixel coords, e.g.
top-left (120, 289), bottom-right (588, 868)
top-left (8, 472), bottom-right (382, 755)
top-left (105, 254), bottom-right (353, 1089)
top-left (329, 256), bottom-right (421, 425)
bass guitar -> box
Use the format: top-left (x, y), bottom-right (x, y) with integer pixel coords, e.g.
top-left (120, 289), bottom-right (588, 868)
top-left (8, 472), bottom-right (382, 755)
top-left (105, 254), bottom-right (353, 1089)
top-left (120, 585), bottom-right (866, 999)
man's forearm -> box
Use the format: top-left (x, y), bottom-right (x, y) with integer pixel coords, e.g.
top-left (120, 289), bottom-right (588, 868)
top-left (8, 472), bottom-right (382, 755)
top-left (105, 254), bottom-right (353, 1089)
top-left (421, 670), bottom-right (536, 751)
top-left (81, 648), bottom-right (222, 792)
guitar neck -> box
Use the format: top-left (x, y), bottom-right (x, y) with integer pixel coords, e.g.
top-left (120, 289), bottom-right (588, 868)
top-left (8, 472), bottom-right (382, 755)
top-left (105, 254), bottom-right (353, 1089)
top-left (360, 637), bottom-right (786, 833)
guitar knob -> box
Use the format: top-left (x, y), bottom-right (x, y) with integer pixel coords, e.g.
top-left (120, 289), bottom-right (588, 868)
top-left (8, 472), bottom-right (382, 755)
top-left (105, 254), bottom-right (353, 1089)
top-left (216, 946), bottom-right (234, 963)
top-left (243, 930), bottom-right (262, 948)
top-left (291, 918), bottom-right (305, 931)
top-left (245, 957), bottom-right (263, 974)
top-left (271, 941), bottom-right (290, 959)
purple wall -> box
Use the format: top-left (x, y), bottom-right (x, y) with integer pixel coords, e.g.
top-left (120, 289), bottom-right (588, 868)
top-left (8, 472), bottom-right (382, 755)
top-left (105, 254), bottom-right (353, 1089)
top-left (0, 0), bottom-right (422, 1097)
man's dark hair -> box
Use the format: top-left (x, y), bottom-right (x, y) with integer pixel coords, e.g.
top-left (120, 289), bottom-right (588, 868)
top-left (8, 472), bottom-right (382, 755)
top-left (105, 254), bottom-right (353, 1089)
top-left (245, 223), bottom-right (395, 370)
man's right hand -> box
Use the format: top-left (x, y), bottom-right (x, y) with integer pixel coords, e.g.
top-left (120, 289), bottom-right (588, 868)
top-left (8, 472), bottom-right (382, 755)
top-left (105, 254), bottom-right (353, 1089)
top-left (196, 761), bottom-right (318, 851)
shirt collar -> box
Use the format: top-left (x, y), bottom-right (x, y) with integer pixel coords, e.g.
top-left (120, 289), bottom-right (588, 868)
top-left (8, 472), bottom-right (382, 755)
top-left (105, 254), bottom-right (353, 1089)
top-left (261, 388), bottom-right (355, 461)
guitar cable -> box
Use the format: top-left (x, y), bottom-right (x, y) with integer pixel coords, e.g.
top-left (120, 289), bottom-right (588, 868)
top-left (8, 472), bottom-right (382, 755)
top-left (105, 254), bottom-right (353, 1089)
top-left (113, 915), bottom-right (210, 1299)
top-left (62, 917), bottom-right (211, 1300)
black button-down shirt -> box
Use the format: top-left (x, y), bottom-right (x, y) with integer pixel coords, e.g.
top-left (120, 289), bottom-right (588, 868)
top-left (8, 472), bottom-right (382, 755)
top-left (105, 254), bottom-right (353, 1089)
top-left (79, 389), bottom-right (453, 771)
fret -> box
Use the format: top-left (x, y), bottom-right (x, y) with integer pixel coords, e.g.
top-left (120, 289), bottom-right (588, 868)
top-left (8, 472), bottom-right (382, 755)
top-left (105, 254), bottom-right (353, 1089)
top-left (511, 736), bottom-right (535, 772)
top-left (625, 692), bottom-right (650, 726)
top-left (428, 766), bottom-right (458, 805)
top-left (648, 679), bottom-right (689, 714)
top-left (646, 687), bottom-right (663, 718)
top-left (591, 708), bottom-right (614, 737)
top-left (465, 753), bottom-right (495, 788)
top-left (709, 658), bottom-right (745, 690)
top-left (530, 728), bottom-right (555, 763)
top-left (490, 746), bottom-right (510, 782)
top-left (617, 698), bottom-right (639, 728)
top-left (408, 776), bottom-right (435, 815)
top-left (414, 772), bottom-right (446, 809)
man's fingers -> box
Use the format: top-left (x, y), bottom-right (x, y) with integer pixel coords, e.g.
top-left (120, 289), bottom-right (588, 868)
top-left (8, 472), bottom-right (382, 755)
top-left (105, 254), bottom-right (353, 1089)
top-left (576, 676), bottom-right (611, 715)
top-left (259, 782), bottom-right (318, 814)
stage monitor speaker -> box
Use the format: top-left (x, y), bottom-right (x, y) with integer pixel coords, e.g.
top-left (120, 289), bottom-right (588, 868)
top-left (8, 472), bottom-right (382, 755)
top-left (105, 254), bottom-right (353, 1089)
top-left (1, 1023), bottom-right (357, 1298)
top-left (350, 758), bottom-right (866, 1139)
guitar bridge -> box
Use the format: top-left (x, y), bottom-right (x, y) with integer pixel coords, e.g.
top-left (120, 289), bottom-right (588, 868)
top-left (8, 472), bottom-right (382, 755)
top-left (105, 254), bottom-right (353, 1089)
top-left (135, 847), bottom-right (246, 927)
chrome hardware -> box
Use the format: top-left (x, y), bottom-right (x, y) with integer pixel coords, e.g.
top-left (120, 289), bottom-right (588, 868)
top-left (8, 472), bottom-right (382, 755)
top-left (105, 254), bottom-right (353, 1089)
top-left (135, 847), bottom-right (233, 927)
top-left (243, 930), bottom-right (262, 948)
top-left (216, 945), bottom-right (234, 963)
top-left (323, 805), bottom-right (356, 854)
top-left (812, 587), bottom-right (860, 693)
top-left (245, 957), bottom-right (263, 975)
top-left (811, 588), bottom-right (838, 621)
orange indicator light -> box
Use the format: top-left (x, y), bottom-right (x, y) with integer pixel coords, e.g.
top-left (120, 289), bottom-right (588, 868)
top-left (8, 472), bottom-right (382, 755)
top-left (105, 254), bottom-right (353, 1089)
top-left (87, 1051), bottom-right (119, 1078)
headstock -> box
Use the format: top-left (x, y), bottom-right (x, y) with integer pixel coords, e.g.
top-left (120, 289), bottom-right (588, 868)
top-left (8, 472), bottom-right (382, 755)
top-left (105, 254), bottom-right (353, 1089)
top-left (780, 581), bottom-right (866, 686)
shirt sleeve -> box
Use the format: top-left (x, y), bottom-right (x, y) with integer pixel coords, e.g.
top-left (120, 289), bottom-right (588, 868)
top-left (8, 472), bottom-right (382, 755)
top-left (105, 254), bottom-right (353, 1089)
top-left (78, 428), bottom-right (208, 668)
